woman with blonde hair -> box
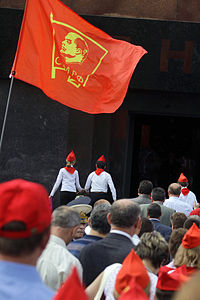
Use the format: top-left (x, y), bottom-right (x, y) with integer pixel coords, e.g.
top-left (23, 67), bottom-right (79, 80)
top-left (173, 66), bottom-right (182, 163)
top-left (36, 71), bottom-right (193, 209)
top-left (173, 222), bottom-right (200, 270)
top-left (49, 151), bottom-right (83, 206)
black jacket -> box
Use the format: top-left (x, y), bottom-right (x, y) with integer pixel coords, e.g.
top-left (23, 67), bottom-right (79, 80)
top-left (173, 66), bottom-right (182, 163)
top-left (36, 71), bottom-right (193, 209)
top-left (79, 232), bottom-right (135, 287)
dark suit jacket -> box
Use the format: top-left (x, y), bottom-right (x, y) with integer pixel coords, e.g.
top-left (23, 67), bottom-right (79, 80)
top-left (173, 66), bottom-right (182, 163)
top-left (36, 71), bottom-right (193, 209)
top-left (140, 201), bottom-right (175, 227)
top-left (78, 232), bottom-right (135, 287)
top-left (150, 219), bottom-right (172, 242)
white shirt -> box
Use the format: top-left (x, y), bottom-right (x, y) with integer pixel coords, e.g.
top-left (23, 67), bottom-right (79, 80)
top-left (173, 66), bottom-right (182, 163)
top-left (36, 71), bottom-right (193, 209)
top-left (179, 190), bottom-right (198, 209)
top-left (84, 171), bottom-right (116, 200)
top-left (50, 168), bottom-right (82, 196)
top-left (37, 235), bottom-right (82, 291)
top-left (163, 196), bottom-right (192, 217)
top-left (104, 264), bottom-right (156, 300)
top-left (132, 234), bottom-right (140, 246)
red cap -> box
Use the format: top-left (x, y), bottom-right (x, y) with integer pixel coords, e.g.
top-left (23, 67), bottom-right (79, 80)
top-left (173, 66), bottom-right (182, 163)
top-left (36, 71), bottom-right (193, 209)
top-left (53, 268), bottom-right (89, 300)
top-left (97, 155), bottom-right (106, 163)
top-left (119, 277), bottom-right (149, 300)
top-left (157, 265), bottom-right (191, 291)
top-left (178, 173), bottom-right (188, 183)
top-left (66, 151), bottom-right (76, 162)
top-left (0, 179), bottom-right (51, 238)
top-left (182, 223), bottom-right (200, 249)
top-left (115, 250), bottom-right (150, 295)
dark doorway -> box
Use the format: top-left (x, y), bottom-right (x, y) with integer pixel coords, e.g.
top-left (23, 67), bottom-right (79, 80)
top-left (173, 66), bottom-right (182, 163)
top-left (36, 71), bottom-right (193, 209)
top-left (130, 114), bottom-right (200, 200)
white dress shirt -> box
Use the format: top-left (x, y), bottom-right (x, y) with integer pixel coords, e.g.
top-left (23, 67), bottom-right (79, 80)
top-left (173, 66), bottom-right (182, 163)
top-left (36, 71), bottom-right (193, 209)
top-left (37, 235), bottom-right (82, 291)
top-left (163, 196), bottom-right (192, 216)
top-left (50, 168), bottom-right (82, 196)
top-left (84, 171), bottom-right (116, 200)
top-left (179, 190), bottom-right (198, 209)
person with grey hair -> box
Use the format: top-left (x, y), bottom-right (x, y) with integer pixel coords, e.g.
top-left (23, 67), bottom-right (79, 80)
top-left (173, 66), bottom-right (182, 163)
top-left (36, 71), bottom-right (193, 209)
top-left (79, 199), bottom-right (142, 287)
top-left (67, 203), bottom-right (111, 257)
top-left (164, 183), bottom-right (192, 216)
top-left (37, 206), bottom-right (83, 291)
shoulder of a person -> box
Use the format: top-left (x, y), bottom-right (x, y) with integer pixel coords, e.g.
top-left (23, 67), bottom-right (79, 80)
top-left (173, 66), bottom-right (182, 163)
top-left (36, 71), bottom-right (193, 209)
top-left (79, 238), bottom-right (100, 256)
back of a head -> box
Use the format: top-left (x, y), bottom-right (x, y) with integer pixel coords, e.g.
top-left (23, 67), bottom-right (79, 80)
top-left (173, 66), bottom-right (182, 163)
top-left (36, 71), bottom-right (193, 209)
top-left (138, 180), bottom-right (153, 195)
top-left (156, 289), bottom-right (175, 300)
top-left (136, 231), bottom-right (169, 269)
top-left (90, 204), bottom-right (111, 234)
top-left (52, 206), bottom-right (81, 228)
top-left (147, 203), bottom-right (161, 219)
top-left (169, 228), bottom-right (187, 259)
top-left (94, 199), bottom-right (110, 207)
top-left (174, 223), bottom-right (200, 268)
top-left (171, 212), bottom-right (187, 229)
top-left (96, 161), bottom-right (106, 169)
top-left (183, 217), bottom-right (200, 230)
top-left (110, 199), bottom-right (141, 228)
top-left (138, 217), bottom-right (154, 238)
top-left (152, 187), bottom-right (166, 202)
top-left (168, 183), bottom-right (181, 197)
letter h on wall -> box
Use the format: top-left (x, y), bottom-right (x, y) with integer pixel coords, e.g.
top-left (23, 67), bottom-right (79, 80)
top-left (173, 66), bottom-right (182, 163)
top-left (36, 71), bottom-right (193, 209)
top-left (160, 39), bottom-right (194, 74)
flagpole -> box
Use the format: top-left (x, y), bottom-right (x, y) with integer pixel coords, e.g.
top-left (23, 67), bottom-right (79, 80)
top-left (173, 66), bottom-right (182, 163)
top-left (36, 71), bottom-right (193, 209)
top-left (0, 75), bottom-right (15, 155)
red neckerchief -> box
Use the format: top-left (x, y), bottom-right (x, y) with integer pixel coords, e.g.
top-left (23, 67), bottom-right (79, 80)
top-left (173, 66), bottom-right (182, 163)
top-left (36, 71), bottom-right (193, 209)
top-left (181, 187), bottom-right (190, 196)
top-left (95, 168), bottom-right (104, 176)
top-left (65, 166), bottom-right (75, 174)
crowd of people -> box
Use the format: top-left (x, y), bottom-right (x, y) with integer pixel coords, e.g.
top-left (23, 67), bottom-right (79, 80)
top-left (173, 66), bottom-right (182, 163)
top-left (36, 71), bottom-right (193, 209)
top-left (0, 151), bottom-right (200, 299)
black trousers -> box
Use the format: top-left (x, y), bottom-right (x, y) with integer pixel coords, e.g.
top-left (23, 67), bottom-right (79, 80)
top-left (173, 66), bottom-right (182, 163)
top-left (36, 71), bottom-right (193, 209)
top-left (89, 192), bottom-right (109, 206)
top-left (60, 191), bottom-right (76, 206)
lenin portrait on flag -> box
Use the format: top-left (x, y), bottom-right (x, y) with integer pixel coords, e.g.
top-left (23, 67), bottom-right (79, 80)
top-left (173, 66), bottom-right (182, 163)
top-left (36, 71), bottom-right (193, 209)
top-left (51, 13), bottom-right (108, 89)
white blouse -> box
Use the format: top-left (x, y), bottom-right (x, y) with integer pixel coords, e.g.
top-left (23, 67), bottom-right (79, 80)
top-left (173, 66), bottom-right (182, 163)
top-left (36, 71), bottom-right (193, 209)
top-left (84, 171), bottom-right (116, 200)
top-left (50, 168), bottom-right (82, 196)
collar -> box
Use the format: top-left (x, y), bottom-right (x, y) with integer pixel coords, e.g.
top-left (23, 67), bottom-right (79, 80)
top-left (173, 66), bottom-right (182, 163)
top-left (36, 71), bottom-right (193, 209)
top-left (110, 230), bottom-right (134, 244)
top-left (149, 218), bottom-right (160, 222)
top-left (138, 194), bottom-right (150, 198)
top-left (65, 166), bottom-right (75, 174)
top-left (153, 201), bottom-right (163, 205)
top-left (168, 196), bottom-right (180, 201)
top-left (50, 235), bottom-right (67, 248)
top-left (95, 168), bottom-right (105, 175)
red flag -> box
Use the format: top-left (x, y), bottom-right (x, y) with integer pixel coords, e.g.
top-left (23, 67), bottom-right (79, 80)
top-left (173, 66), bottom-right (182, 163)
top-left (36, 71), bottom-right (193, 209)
top-left (11, 0), bottom-right (147, 114)
top-left (53, 268), bottom-right (89, 300)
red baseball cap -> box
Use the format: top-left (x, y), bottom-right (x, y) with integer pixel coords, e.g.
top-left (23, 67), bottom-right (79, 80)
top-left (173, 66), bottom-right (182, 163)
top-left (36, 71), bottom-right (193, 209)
top-left (0, 179), bottom-right (51, 238)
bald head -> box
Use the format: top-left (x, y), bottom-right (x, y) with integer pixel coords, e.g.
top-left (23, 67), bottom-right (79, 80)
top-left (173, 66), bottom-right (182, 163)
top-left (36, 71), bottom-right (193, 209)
top-left (168, 183), bottom-right (181, 197)
top-left (110, 199), bottom-right (141, 228)
top-left (94, 199), bottom-right (111, 207)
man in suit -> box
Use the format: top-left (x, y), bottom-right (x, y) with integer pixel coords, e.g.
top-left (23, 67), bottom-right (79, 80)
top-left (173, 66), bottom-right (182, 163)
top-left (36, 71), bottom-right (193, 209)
top-left (140, 187), bottom-right (175, 227)
top-left (147, 203), bottom-right (172, 242)
top-left (130, 180), bottom-right (153, 205)
top-left (78, 199), bottom-right (141, 287)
